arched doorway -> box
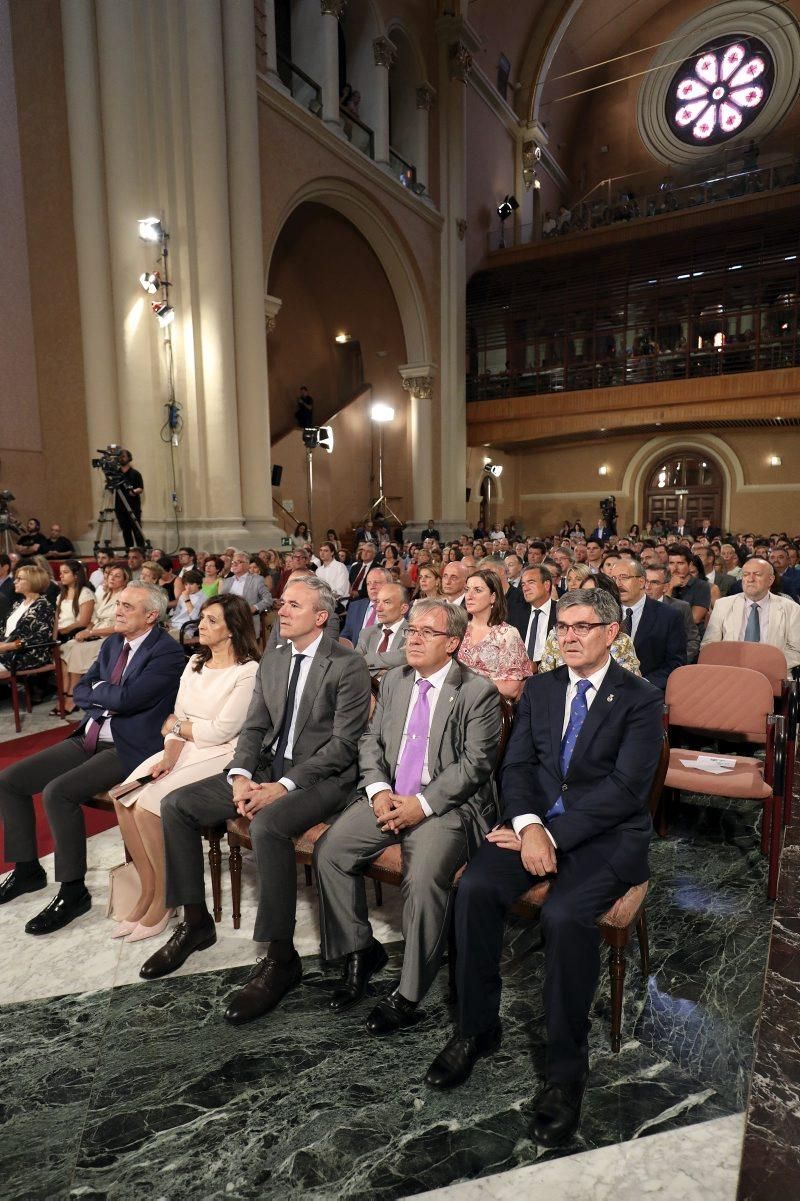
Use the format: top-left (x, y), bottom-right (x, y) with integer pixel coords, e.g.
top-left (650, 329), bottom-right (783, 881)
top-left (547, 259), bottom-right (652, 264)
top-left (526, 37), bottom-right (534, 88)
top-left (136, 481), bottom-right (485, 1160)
top-left (644, 451), bottom-right (723, 531)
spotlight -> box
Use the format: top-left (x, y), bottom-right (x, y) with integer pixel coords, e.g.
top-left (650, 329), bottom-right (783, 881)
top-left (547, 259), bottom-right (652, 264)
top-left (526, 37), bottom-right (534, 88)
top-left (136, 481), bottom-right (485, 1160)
top-left (371, 402), bottom-right (395, 423)
top-left (318, 425), bottom-right (334, 453)
top-left (138, 216), bottom-right (165, 242)
top-left (497, 195), bottom-right (519, 221)
top-left (152, 301), bottom-right (174, 327)
top-left (483, 463), bottom-right (503, 478)
top-left (335, 332), bottom-right (351, 344)
top-left (139, 271), bottom-right (161, 294)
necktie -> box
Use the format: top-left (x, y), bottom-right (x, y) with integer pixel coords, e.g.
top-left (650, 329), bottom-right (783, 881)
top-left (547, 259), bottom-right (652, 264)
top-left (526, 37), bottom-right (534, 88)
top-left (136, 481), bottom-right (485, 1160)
top-left (559, 679), bottom-right (592, 776)
top-left (364, 603), bottom-right (377, 628)
top-left (354, 564), bottom-right (368, 593)
top-left (377, 625), bottom-right (393, 653)
top-left (83, 642), bottom-right (130, 754)
top-left (394, 679), bottom-right (433, 796)
top-left (271, 654), bottom-right (305, 781)
top-left (744, 602), bottom-right (761, 643)
top-left (622, 607), bottom-right (633, 636)
top-left (526, 608), bottom-right (542, 660)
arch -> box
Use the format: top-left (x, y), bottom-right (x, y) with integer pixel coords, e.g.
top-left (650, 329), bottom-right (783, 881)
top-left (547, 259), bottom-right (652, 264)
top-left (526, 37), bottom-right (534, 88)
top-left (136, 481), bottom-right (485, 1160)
top-left (621, 433), bottom-right (744, 530)
top-left (265, 177), bottom-right (431, 364)
top-left (523, 0), bottom-right (586, 126)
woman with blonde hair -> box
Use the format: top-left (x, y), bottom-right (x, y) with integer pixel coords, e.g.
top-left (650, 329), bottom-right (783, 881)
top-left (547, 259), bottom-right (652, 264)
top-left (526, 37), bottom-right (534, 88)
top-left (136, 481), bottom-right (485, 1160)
top-left (414, 563), bottom-right (443, 600)
top-left (0, 564), bottom-right (55, 678)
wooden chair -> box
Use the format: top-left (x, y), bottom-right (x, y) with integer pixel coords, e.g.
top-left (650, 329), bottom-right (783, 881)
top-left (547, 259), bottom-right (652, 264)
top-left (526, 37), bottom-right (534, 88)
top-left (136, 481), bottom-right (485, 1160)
top-left (2, 641), bottom-right (66, 733)
top-left (698, 642), bottom-right (797, 825)
top-left (663, 664), bottom-right (786, 899)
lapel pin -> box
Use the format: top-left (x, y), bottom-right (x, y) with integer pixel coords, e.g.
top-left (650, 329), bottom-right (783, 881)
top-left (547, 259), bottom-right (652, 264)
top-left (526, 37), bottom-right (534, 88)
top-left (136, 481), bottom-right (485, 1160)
top-left (606, 693), bottom-right (614, 702)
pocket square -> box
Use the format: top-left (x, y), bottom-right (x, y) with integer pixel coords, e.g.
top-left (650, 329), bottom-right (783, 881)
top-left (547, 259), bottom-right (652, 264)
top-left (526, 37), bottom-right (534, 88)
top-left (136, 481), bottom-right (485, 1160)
top-left (545, 797), bottom-right (565, 819)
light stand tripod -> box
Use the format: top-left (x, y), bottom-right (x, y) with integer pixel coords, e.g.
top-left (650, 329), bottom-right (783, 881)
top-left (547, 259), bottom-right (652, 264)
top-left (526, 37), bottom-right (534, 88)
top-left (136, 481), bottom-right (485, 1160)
top-left (361, 403), bottom-right (402, 528)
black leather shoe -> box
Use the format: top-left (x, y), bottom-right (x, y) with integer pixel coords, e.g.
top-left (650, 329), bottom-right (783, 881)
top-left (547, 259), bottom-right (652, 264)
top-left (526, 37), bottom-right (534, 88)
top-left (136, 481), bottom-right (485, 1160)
top-left (224, 952), bottom-right (302, 1025)
top-left (329, 940), bottom-right (388, 1012)
top-left (366, 990), bottom-right (423, 1036)
top-left (529, 1079), bottom-right (587, 1146)
top-left (25, 888), bottom-right (91, 935)
top-left (0, 868), bottom-right (47, 905)
top-left (425, 1023), bottom-right (502, 1089)
top-left (139, 919), bottom-right (216, 979)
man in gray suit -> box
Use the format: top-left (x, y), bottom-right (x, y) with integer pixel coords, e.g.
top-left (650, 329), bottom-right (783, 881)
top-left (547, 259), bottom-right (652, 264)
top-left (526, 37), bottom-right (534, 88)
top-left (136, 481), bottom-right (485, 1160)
top-left (315, 599), bottom-right (502, 1035)
top-left (140, 576), bottom-right (372, 1024)
top-left (221, 551), bottom-right (271, 635)
top-left (644, 565), bottom-right (700, 662)
top-left (356, 581), bottom-right (410, 675)
top-left (694, 545), bottom-right (736, 596)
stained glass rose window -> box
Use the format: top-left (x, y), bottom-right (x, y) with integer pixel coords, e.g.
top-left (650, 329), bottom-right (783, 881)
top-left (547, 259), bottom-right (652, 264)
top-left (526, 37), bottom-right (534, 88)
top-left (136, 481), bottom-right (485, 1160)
top-left (667, 37), bottom-right (774, 146)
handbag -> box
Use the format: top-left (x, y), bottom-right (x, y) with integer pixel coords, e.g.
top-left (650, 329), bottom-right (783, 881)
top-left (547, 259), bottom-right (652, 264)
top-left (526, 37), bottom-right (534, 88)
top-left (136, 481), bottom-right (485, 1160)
top-left (105, 860), bottom-right (142, 920)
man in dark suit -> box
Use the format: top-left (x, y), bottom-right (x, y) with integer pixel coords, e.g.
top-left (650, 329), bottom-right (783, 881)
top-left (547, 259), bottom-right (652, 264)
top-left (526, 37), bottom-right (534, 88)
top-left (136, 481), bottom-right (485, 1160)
top-left (0, 583), bottom-right (184, 932)
top-left (671, 517), bottom-right (690, 538)
top-left (349, 544), bottom-right (379, 599)
top-left (695, 518), bottom-right (720, 539)
top-left (425, 588), bottom-right (663, 1146)
top-left (644, 566), bottom-right (700, 662)
top-left (605, 559), bottom-right (686, 689)
top-left (140, 577), bottom-right (372, 1025)
top-left (421, 519), bottom-right (440, 542)
top-left (0, 554), bottom-right (15, 610)
top-left (509, 565), bottom-right (557, 664)
top-left (341, 567), bottom-right (390, 644)
top-left (315, 599), bottom-right (501, 1033)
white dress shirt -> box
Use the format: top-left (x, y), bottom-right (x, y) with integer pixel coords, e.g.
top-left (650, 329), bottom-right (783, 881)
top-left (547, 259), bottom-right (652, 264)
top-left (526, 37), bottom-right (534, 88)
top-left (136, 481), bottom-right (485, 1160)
top-left (365, 659), bottom-right (453, 818)
top-left (524, 599), bottom-right (552, 662)
top-left (623, 593), bottom-right (646, 641)
top-left (90, 629), bottom-right (152, 744)
top-left (229, 575), bottom-right (248, 598)
top-left (89, 567), bottom-right (104, 590)
top-left (511, 656), bottom-right (614, 844)
top-left (317, 558), bottom-right (350, 600)
top-left (228, 630), bottom-right (324, 792)
top-left (739, 594), bottom-right (770, 641)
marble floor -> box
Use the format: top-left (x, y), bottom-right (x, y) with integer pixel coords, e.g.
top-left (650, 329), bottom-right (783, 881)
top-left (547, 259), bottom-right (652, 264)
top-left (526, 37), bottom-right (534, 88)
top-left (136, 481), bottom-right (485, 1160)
top-left (0, 782), bottom-right (774, 1200)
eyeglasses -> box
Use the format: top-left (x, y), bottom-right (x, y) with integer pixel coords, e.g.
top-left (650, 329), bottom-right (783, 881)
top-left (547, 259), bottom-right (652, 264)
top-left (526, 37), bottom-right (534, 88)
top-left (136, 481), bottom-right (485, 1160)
top-left (610, 573), bottom-right (637, 583)
top-left (555, 621), bottom-right (609, 638)
top-left (405, 625), bottom-right (452, 642)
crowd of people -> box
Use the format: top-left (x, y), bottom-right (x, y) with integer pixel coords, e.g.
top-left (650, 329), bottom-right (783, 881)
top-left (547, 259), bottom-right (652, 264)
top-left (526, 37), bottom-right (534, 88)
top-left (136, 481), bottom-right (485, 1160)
top-left (0, 509), bottom-right (798, 1146)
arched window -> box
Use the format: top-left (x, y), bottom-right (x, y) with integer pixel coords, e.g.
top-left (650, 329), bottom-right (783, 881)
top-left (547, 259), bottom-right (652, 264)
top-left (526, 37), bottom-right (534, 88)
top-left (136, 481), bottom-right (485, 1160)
top-left (667, 37), bottom-right (774, 146)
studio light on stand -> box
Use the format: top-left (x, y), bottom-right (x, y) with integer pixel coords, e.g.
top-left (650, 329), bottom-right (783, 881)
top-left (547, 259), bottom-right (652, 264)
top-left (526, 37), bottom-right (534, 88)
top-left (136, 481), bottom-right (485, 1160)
top-left (483, 461), bottom-right (503, 525)
top-left (361, 401), bottom-right (402, 529)
top-left (497, 194), bottom-right (519, 248)
top-left (301, 425), bottom-right (334, 538)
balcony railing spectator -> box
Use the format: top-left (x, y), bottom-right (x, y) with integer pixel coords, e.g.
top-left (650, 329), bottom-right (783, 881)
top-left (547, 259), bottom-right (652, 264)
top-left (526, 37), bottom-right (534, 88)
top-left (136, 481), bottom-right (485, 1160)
top-left (277, 53), bottom-right (322, 119)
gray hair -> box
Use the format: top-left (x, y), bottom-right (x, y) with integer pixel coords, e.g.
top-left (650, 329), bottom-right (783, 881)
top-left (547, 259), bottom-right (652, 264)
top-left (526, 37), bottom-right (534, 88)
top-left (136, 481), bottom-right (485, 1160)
top-left (557, 586), bottom-right (621, 626)
top-left (409, 598), bottom-right (468, 642)
top-left (380, 580), bottom-right (411, 605)
top-left (622, 558), bottom-right (646, 579)
top-left (126, 580), bottom-right (169, 622)
top-left (645, 564), bottom-right (670, 583)
top-left (283, 572), bottom-right (337, 617)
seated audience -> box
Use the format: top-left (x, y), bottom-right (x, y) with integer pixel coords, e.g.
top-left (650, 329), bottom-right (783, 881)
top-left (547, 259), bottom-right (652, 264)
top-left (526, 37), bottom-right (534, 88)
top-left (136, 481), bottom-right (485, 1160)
top-left (89, 550), bottom-right (113, 590)
top-left (538, 573), bottom-right (641, 675)
top-left (31, 556), bottom-right (59, 605)
top-left (414, 563), bottom-right (443, 600)
top-left (61, 564), bottom-right (131, 705)
top-left (316, 541), bottom-right (350, 601)
top-left (702, 556), bottom-right (800, 669)
top-left (139, 577), bottom-right (372, 1028)
top-left (356, 582), bottom-right (410, 675)
top-left (315, 598), bottom-right (501, 1033)
top-left (643, 565), bottom-right (700, 662)
top-left (0, 553), bottom-right (16, 609)
top-left (604, 559), bottom-right (686, 689)
top-left (509, 565), bottom-right (557, 666)
top-left (42, 523), bottom-right (75, 559)
top-left (220, 551), bottom-right (271, 635)
top-left (127, 548), bottom-right (145, 581)
top-left (457, 569), bottom-right (533, 700)
top-left (0, 564), bottom-right (56, 678)
top-left (167, 569), bottom-right (205, 638)
top-left (0, 582), bottom-right (184, 933)
top-left (349, 543), bottom-right (380, 599)
top-left (14, 518), bottom-right (45, 559)
top-left (201, 556), bottom-right (224, 598)
top-left (341, 567), bottom-right (390, 643)
top-left (440, 560), bottom-right (468, 607)
top-left (666, 545), bottom-right (711, 627)
top-left (292, 521), bottom-right (310, 548)
top-left (111, 595), bottom-right (259, 943)
top-left (139, 561), bottom-right (164, 590)
top-left (156, 555), bottom-right (179, 604)
top-left (426, 588), bottom-right (663, 1147)
top-left (55, 560), bottom-right (94, 644)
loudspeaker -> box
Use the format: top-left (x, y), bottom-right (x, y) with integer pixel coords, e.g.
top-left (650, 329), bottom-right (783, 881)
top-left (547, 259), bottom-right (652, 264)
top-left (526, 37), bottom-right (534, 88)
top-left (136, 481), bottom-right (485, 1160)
top-left (271, 465), bottom-right (283, 487)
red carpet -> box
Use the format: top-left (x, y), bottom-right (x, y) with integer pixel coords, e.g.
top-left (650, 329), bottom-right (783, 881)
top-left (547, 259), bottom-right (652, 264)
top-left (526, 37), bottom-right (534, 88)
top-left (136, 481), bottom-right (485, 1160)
top-left (0, 726), bottom-right (119, 871)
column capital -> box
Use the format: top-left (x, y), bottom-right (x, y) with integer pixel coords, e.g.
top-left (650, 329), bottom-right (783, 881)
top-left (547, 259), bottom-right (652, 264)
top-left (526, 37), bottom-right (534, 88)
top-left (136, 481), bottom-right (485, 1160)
top-left (455, 218), bottom-right (467, 241)
top-left (447, 42), bottom-right (473, 83)
top-left (399, 362), bottom-right (437, 400)
top-left (416, 82), bottom-right (436, 111)
top-left (264, 293), bottom-right (282, 332)
top-left (373, 36), bottom-right (396, 69)
top-left (320, 0), bottom-right (346, 19)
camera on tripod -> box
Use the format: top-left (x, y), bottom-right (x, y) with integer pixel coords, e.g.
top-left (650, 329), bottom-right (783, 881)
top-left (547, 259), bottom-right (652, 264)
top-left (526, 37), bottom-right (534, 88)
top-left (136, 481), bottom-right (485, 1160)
top-left (91, 445), bottom-right (126, 490)
top-left (599, 495), bottom-right (618, 534)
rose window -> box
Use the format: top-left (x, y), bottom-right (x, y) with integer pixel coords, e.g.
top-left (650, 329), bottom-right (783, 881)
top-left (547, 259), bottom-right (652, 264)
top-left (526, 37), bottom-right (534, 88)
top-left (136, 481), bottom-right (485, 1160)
top-left (667, 38), bottom-right (774, 146)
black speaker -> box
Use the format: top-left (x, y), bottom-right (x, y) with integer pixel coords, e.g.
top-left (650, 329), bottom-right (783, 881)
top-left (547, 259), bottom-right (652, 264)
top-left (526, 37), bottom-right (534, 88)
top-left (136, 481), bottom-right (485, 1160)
top-left (271, 465), bottom-right (283, 487)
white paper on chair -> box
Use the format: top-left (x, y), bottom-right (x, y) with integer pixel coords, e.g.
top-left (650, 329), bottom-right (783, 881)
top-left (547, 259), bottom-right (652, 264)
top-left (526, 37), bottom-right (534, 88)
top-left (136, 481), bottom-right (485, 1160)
top-left (679, 755), bottom-right (737, 775)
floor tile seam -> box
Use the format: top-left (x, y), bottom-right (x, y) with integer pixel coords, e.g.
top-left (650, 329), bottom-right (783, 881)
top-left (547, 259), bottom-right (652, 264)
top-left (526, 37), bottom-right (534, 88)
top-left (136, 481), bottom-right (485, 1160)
top-left (63, 984), bottom-right (121, 1198)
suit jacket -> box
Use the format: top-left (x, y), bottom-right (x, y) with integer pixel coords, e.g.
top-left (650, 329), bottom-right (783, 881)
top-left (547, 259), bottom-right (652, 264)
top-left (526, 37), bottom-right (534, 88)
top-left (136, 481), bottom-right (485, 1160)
top-left (632, 595), bottom-right (687, 690)
top-left (509, 598), bottom-right (557, 659)
top-left (701, 592), bottom-right (800, 669)
top-left (504, 583), bottom-right (527, 623)
top-left (662, 594), bottom-right (700, 662)
top-left (358, 660), bottom-right (502, 848)
top-left (72, 625), bottom-right (185, 775)
top-left (695, 525), bottom-right (720, 539)
top-left (0, 575), bottom-right (15, 606)
top-left (708, 570), bottom-right (737, 597)
top-left (348, 560), bottom-right (377, 599)
top-left (229, 633), bottom-right (371, 792)
top-left (356, 620), bottom-right (410, 674)
top-left (589, 526), bottom-right (609, 542)
top-left (670, 524), bottom-right (690, 538)
top-left (220, 574), bottom-right (271, 634)
top-left (500, 660), bottom-right (664, 883)
top-left (341, 597), bottom-right (374, 644)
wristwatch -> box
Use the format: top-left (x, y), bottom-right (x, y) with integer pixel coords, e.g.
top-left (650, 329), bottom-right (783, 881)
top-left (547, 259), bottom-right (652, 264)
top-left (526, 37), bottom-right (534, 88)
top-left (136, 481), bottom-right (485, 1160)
top-left (171, 719), bottom-right (182, 736)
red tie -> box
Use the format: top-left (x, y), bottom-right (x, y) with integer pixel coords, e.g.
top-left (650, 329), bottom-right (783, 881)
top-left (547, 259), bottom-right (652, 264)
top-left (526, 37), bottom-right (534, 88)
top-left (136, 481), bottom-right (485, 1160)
top-left (364, 604), bottom-right (377, 628)
top-left (377, 625), bottom-right (392, 653)
top-left (83, 642), bottom-right (130, 753)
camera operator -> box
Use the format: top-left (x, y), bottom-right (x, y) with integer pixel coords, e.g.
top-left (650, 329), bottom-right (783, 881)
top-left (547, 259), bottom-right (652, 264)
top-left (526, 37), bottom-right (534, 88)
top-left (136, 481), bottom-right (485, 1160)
top-left (115, 450), bottom-right (145, 549)
top-left (14, 518), bottom-right (44, 560)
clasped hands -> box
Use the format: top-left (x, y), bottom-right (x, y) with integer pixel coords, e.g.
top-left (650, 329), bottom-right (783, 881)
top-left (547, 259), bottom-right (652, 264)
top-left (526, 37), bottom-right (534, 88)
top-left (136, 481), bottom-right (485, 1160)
top-left (372, 789), bottom-right (425, 833)
top-left (232, 775), bottom-right (287, 819)
top-left (487, 821), bottom-right (557, 876)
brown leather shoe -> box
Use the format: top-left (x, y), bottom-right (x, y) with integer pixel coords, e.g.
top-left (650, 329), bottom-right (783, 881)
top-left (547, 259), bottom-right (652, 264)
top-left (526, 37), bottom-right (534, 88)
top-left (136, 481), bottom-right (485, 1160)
top-left (139, 919), bottom-right (216, 980)
top-left (224, 952), bottom-right (302, 1025)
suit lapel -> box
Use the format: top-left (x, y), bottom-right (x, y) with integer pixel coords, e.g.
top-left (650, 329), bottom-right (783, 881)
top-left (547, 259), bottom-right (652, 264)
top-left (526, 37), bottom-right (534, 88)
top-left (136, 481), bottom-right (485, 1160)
top-left (548, 667), bottom-right (569, 768)
top-left (566, 661), bottom-right (625, 775)
top-left (387, 668), bottom-right (416, 770)
top-left (267, 644), bottom-right (292, 730)
top-left (427, 660), bottom-right (462, 768)
top-left (634, 597), bottom-right (655, 647)
top-left (292, 639), bottom-right (332, 740)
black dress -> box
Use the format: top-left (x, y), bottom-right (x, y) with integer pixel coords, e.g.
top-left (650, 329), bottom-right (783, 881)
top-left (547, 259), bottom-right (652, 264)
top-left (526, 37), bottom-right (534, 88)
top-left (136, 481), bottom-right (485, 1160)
top-left (0, 597), bottom-right (56, 671)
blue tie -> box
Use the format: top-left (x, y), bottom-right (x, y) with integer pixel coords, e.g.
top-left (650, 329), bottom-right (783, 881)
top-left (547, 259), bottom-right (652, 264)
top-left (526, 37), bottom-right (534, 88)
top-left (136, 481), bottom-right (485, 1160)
top-left (559, 679), bottom-right (593, 776)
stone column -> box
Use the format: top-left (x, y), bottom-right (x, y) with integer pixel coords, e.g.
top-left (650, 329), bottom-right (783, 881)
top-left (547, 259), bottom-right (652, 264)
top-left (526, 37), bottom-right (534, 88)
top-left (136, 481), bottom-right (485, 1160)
top-left (399, 365), bottom-right (437, 527)
top-left (372, 36), bottom-right (396, 166)
top-left (223, 0), bottom-right (283, 543)
top-left (415, 83), bottom-right (435, 194)
top-left (60, 0), bottom-right (120, 466)
top-left (320, 0), bottom-right (345, 128)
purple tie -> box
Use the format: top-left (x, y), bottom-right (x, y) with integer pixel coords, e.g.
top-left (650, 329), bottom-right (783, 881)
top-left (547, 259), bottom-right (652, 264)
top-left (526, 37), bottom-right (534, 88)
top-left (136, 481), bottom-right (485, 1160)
top-left (364, 603), bottom-right (377, 628)
top-left (394, 679), bottom-right (433, 796)
top-left (83, 641), bottom-right (130, 754)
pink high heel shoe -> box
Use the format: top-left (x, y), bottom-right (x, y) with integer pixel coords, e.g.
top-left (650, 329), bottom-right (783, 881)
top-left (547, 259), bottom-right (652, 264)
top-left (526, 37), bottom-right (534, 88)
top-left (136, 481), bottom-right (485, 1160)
top-left (127, 910), bottom-right (177, 943)
top-left (111, 919), bottom-right (138, 939)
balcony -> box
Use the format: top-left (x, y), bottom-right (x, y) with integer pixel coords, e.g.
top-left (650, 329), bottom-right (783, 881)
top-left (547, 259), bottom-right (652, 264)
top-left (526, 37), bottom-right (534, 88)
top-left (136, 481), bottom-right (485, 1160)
top-left (277, 54), bottom-right (322, 119)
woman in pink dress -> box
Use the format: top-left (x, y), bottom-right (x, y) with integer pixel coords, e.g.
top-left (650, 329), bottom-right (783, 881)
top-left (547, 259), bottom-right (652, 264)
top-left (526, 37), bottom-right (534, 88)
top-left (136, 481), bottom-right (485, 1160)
top-left (457, 568), bottom-right (532, 700)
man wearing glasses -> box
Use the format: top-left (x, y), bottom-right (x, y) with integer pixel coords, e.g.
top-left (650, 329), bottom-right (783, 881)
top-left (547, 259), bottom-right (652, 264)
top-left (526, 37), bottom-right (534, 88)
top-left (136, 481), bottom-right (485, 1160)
top-left (426, 589), bottom-right (663, 1146)
top-left (315, 598), bottom-right (501, 1034)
